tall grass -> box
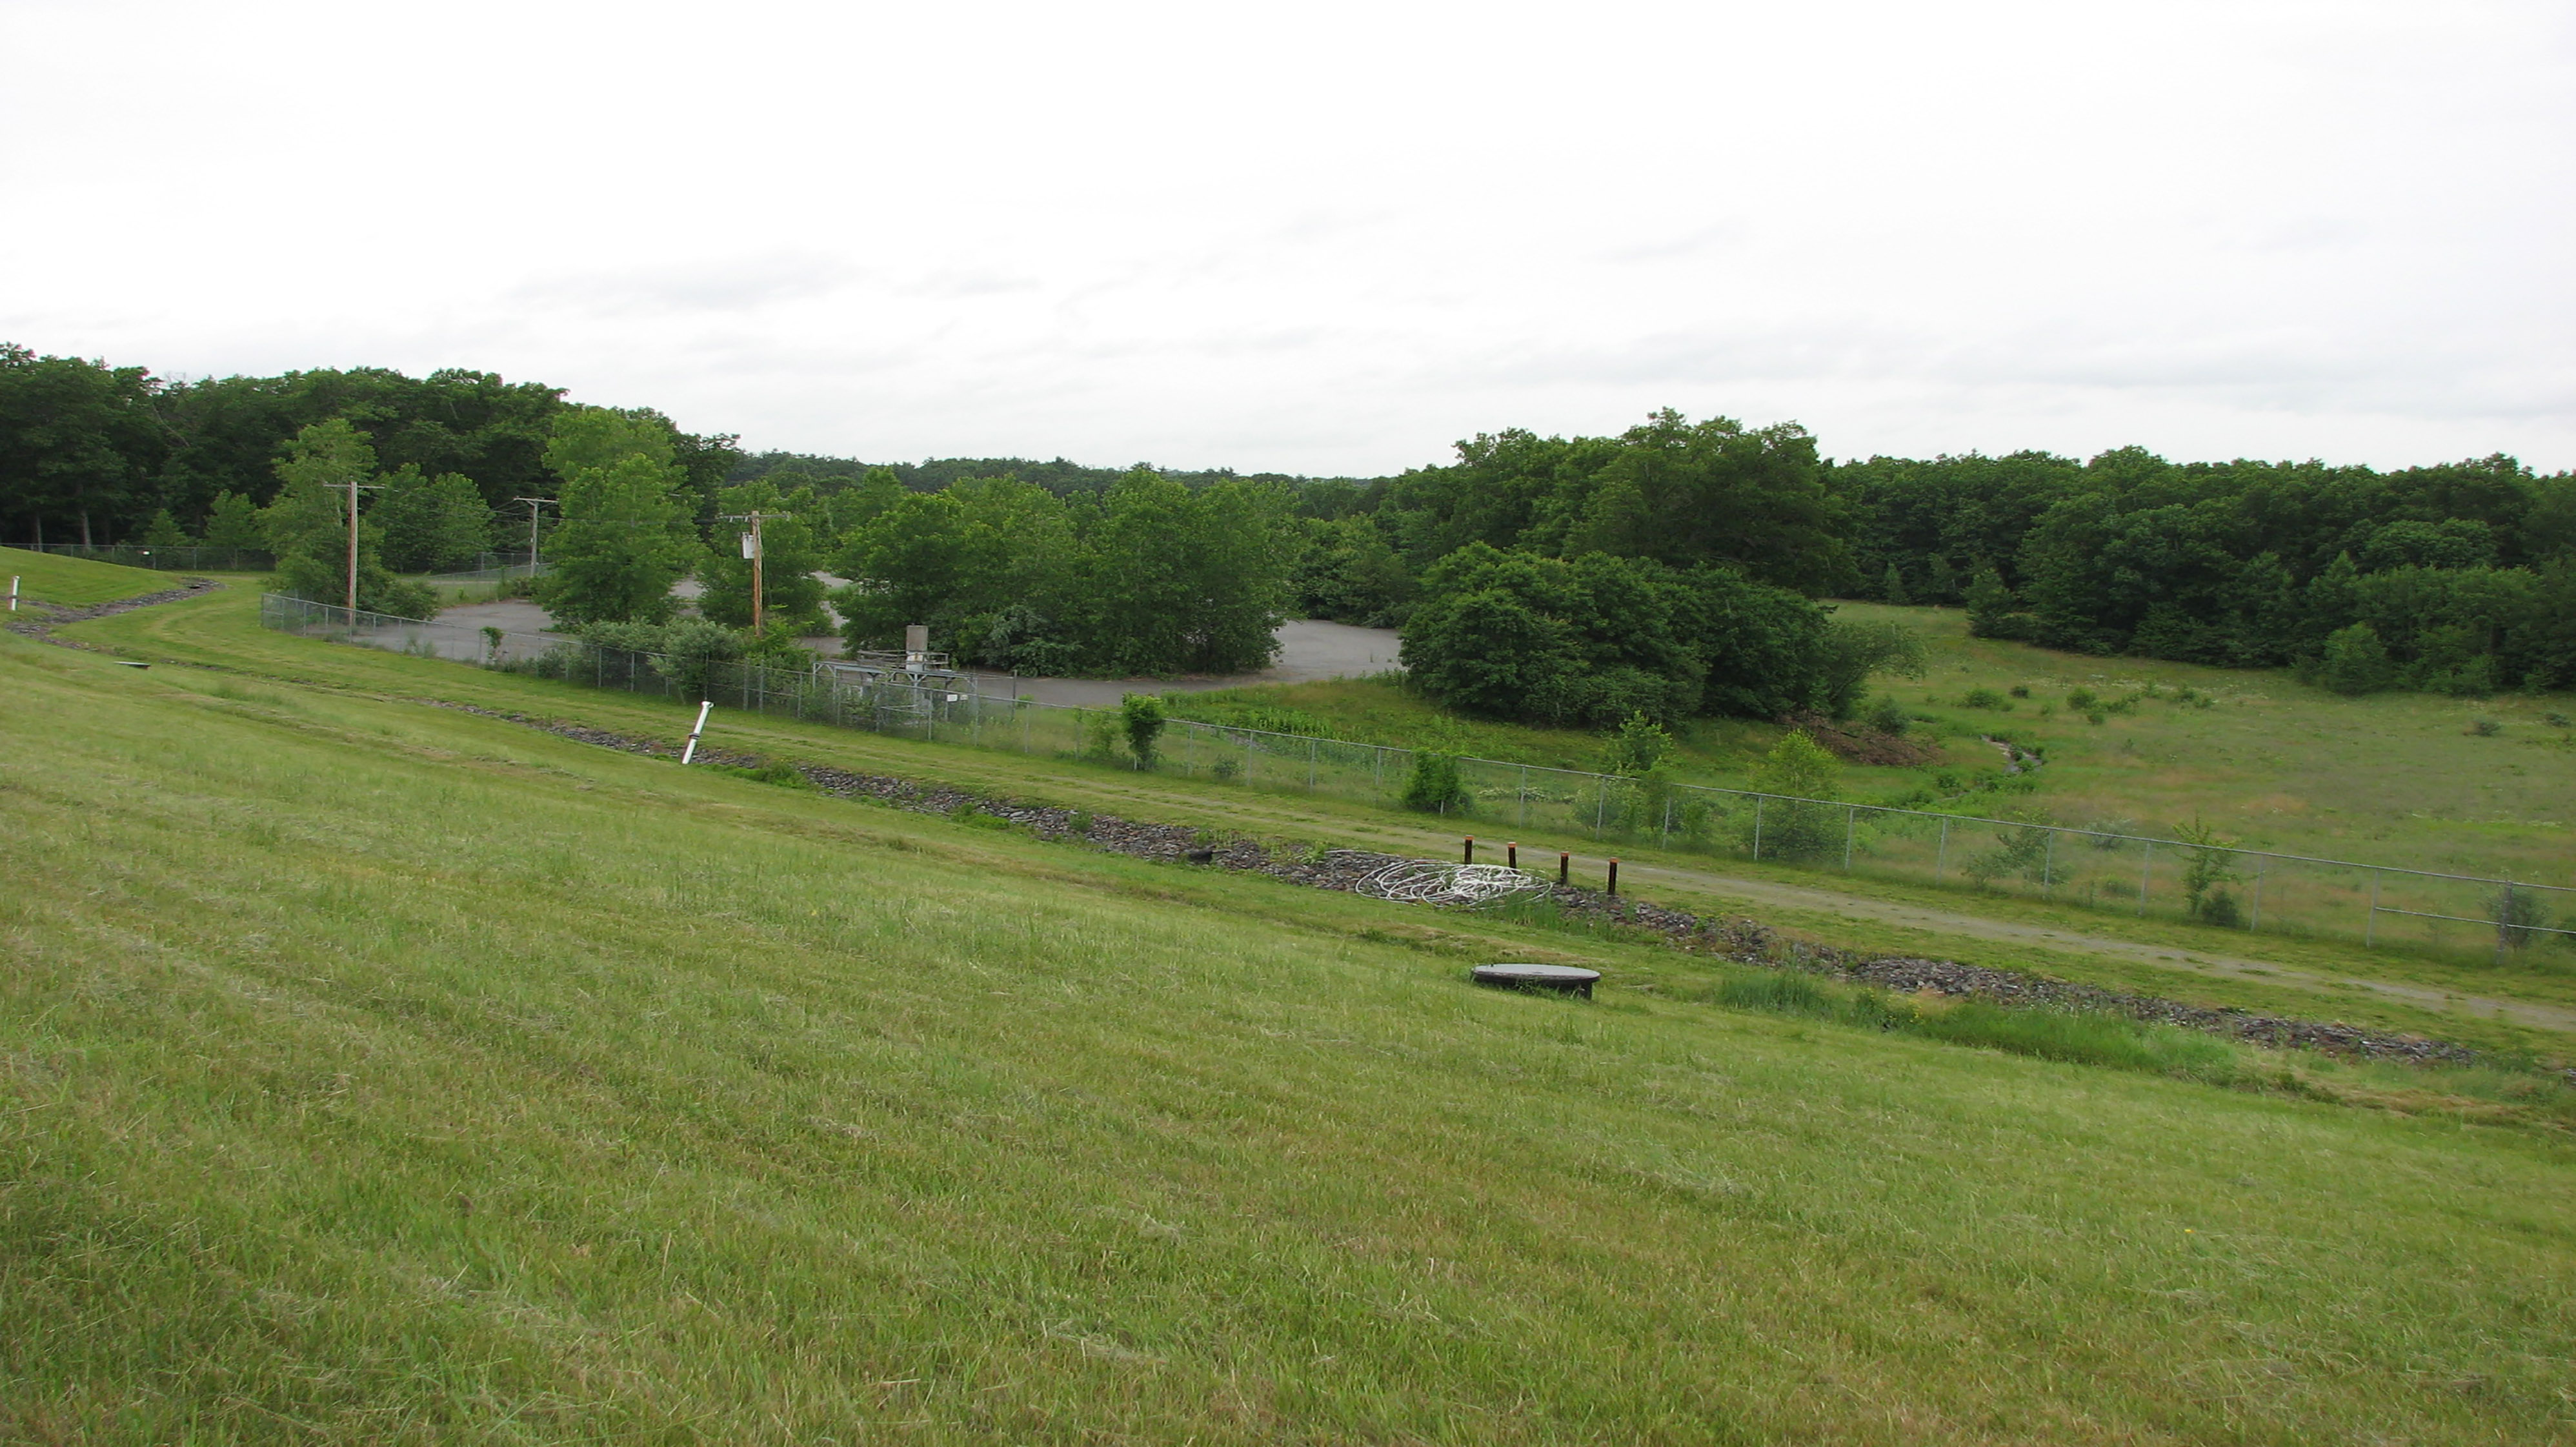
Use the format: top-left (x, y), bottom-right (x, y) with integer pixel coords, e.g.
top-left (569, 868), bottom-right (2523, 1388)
top-left (1711, 970), bottom-right (2239, 1082)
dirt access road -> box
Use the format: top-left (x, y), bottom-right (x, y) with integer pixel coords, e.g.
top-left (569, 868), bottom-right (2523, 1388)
top-left (1605, 855), bottom-right (2576, 1035)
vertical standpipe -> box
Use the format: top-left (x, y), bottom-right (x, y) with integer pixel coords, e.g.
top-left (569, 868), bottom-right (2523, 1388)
top-left (680, 701), bottom-right (714, 764)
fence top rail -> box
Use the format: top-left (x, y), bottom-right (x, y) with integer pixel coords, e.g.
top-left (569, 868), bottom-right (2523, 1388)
top-left (262, 592), bottom-right (2574, 899)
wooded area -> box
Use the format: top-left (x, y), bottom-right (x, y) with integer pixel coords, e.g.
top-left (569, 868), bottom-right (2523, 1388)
top-left (6, 341), bottom-right (2570, 702)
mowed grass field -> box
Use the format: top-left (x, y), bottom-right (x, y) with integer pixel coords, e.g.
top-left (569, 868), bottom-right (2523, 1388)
top-left (61, 580), bottom-right (2576, 1059)
top-left (6, 584), bottom-right (2576, 1441)
top-left (1, 545), bottom-right (172, 607)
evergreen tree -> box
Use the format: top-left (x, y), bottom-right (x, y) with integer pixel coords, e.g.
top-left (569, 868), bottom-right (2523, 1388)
top-left (2317, 623), bottom-right (2395, 695)
top-left (1881, 562), bottom-right (1909, 605)
top-left (201, 491), bottom-right (265, 552)
top-left (139, 508), bottom-right (190, 547)
top-left (1964, 565), bottom-right (2022, 638)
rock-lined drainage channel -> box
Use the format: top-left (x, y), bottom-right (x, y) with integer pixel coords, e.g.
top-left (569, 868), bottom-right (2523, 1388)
top-left (5, 577), bottom-right (224, 649)
top-left (436, 702), bottom-right (2511, 1072)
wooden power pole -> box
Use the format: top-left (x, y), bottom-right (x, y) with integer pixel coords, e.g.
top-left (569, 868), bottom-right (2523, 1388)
top-left (718, 510), bottom-right (792, 634)
top-left (512, 496), bottom-right (556, 578)
top-left (345, 476), bottom-right (383, 611)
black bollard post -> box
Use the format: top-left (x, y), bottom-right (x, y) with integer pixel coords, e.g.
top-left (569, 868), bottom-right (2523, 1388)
top-left (1558, 851), bottom-right (1570, 885)
top-left (1507, 841), bottom-right (1518, 869)
top-left (1463, 836), bottom-right (1474, 865)
top-left (1607, 858), bottom-right (1620, 896)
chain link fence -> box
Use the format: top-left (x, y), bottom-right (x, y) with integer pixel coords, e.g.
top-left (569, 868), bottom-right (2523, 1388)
top-left (263, 593), bottom-right (2576, 967)
top-left (24, 542), bottom-right (274, 571)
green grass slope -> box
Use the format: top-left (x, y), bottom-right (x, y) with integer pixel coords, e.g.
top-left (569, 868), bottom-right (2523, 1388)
top-left (0, 545), bottom-right (178, 607)
top-left (5, 632), bottom-right (2575, 1442)
top-left (61, 584), bottom-right (2576, 1058)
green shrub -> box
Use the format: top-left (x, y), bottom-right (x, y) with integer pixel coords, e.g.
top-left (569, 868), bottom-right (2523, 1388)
top-left (2490, 888), bottom-right (2552, 953)
top-left (2173, 815), bottom-right (2244, 923)
top-left (1959, 687), bottom-right (2009, 710)
top-left (2468, 716), bottom-right (2502, 737)
top-left (2065, 687), bottom-right (2098, 711)
top-left (1120, 693), bottom-right (1168, 768)
top-left (716, 762), bottom-right (809, 789)
top-left (1964, 816), bottom-right (2051, 887)
top-left (1400, 753), bottom-right (1471, 813)
top-left (1602, 711), bottom-right (1675, 776)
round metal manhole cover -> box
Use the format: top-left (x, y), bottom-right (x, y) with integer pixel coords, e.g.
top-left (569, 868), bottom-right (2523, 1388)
top-left (1470, 963), bottom-right (1602, 998)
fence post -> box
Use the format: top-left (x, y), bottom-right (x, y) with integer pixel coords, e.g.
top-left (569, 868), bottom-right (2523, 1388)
top-left (1936, 816), bottom-right (1947, 881)
top-left (1596, 780), bottom-right (1607, 835)
top-left (1753, 797), bottom-right (1765, 860)
top-left (2366, 869), bottom-right (2380, 947)
top-left (1663, 795), bottom-right (1674, 848)
top-left (2497, 882), bottom-right (2513, 964)
top-left (2251, 856), bottom-right (2265, 931)
top-left (2042, 831), bottom-right (2055, 891)
top-left (1519, 765), bottom-right (1529, 827)
top-left (2139, 842), bottom-right (2153, 916)
top-left (1844, 806), bottom-right (1857, 871)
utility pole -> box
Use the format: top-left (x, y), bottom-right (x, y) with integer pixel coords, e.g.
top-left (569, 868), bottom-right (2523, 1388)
top-left (345, 476), bottom-right (384, 611)
top-left (512, 497), bottom-right (556, 577)
top-left (718, 510), bottom-right (792, 634)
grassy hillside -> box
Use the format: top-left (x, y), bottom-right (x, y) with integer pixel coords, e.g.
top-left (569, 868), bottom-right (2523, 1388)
top-left (61, 584), bottom-right (2576, 1057)
top-left (1194, 605), bottom-right (2576, 889)
top-left (7, 616), bottom-right (2576, 1441)
top-left (0, 545), bottom-right (178, 607)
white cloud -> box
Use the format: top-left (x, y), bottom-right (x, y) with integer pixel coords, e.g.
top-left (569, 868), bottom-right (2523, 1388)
top-left (1, 0), bottom-right (2569, 474)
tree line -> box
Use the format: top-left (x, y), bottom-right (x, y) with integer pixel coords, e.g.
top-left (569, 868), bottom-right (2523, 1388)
top-left (12, 338), bottom-right (2570, 704)
top-left (0, 343), bottom-right (736, 562)
top-left (1834, 448), bottom-right (2576, 694)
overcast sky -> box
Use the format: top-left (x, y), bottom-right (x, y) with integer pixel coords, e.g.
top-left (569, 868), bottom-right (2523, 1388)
top-left (5, 0), bottom-right (2570, 476)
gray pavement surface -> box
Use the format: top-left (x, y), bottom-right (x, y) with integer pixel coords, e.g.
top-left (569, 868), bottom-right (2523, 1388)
top-left (383, 597), bottom-right (1402, 700)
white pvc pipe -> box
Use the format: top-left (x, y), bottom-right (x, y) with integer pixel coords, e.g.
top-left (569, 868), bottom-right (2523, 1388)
top-left (679, 700), bottom-right (713, 764)
top-left (7, 576), bottom-right (16, 611)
